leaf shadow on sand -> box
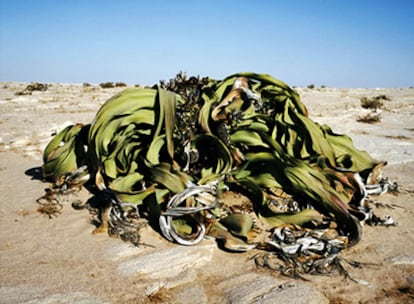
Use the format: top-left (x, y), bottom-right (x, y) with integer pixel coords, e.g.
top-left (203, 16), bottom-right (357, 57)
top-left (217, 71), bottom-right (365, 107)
top-left (25, 166), bottom-right (43, 181)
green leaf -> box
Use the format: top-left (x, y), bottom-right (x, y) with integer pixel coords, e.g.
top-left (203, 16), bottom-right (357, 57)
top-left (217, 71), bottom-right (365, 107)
top-left (230, 129), bottom-right (269, 148)
top-left (322, 125), bottom-right (379, 172)
top-left (219, 214), bottom-right (253, 239)
top-left (109, 172), bottom-right (144, 193)
top-left (157, 87), bottom-right (176, 160)
top-left (259, 208), bottom-right (324, 227)
top-left (146, 135), bottom-right (166, 166)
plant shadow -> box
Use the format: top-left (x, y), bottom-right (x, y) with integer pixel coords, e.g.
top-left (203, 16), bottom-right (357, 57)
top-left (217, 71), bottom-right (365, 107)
top-left (25, 166), bottom-right (43, 181)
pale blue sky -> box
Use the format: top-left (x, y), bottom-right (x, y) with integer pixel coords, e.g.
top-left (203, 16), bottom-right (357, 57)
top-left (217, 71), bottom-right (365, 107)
top-left (0, 0), bottom-right (413, 87)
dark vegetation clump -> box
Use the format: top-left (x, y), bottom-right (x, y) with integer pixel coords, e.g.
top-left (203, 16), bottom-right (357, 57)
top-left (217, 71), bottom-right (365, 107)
top-left (158, 71), bottom-right (210, 172)
top-left (99, 82), bottom-right (115, 88)
top-left (16, 82), bottom-right (48, 95)
top-left (99, 82), bottom-right (128, 88)
top-left (307, 84), bottom-right (315, 89)
top-left (158, 72), bottom-right (210, 136)
top-left (357, 94), bottom-right (390, 124)
top-left (360, 95), bottom-right (391, 110)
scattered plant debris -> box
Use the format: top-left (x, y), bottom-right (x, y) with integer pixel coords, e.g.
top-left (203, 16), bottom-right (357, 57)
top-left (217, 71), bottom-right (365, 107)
top-left (357, 112), bottom-right (382, 123)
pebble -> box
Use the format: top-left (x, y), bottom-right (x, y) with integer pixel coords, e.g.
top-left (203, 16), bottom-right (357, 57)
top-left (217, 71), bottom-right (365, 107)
top-left (406, 274), bottom-right (414, 285)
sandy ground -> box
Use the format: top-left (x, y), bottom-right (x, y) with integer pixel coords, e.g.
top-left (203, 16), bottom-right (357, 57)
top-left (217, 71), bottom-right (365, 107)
top-left (0, 82), bottom-right (413, 303)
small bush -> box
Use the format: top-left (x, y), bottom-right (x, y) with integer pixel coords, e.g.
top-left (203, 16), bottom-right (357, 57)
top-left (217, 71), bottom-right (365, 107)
top-left (360, 97), bottom-right (383, 110)
top-left (99, 82), bottom-right (127, 88)
top-left (16, 82), bottom-right (48, 95)
top-left (376, 94), bottom-right (391, 101)
top-left (307, 84), bottom-right (315, 89)
top-left (83, 82), bottom-right (92, 87)
top-left (360, 95), bottom-right (391, 110)
top-left (99, 82), bottom-right (115, 89)
top-left (360, 97), bottom-right (382, 109)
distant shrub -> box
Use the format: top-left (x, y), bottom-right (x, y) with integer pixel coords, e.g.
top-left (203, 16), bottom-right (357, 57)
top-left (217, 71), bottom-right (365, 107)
top-left (99, 82), bottom-right (128, 88)
top-left (360, 97), bottom-right (382, 109)
top-left (307, 84), bottom-right (315, 89)
top-left (360, 95), bottom-right (390, 110)
top-left (83, 82), bottom-right (92, 87)
top-left (375, 94), bottom-right (392, 101)
top-left (99, 82), bottom-right (115, 88)
top-left (320, 85), bottom-right (326, 89)
top-left (16, 82), bottom-right (48, 95)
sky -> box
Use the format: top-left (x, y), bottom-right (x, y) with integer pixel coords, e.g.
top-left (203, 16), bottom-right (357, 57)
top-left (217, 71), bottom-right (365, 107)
top-left (0, 0), bottom-right (413, 88)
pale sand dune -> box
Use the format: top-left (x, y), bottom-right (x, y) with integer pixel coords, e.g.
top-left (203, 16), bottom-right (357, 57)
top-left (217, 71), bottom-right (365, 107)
top-left (0, 83), bottom-right (413, 303)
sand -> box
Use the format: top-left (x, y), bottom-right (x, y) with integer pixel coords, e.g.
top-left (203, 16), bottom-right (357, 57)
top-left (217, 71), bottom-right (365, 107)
top-left (0, 82), bottom-right (413, 303)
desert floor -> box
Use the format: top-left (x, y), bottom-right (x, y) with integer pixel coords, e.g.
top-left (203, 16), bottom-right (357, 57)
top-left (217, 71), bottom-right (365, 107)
top-left (0, 82), bottom-right (413, 303)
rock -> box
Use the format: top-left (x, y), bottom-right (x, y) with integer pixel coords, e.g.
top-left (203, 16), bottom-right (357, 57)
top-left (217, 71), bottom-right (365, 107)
top-left (0, 288), bottom-right (109, 304)
top-left (406, 274), bottom-right (414, 286)
top-left (116, 242), bottom-right (216, 297)
top-left (24, 292), bottom-right (109, 304)
top-left (144, 269), bottom-right (197, 297)
top-left (221, 274), bottom-right (329, 304)
top-left (250, 281), bottom-right (329, 304)
top-left (117, 241), bottom-right (215, 278)
top-left (106, 243), bottom-right (143, 261)
top-left (226, 275), bottom-right (280, 303)
top-left (0, 286), bottom-right (45, 304)
top-left (386, 254), bottom-right (414, 265)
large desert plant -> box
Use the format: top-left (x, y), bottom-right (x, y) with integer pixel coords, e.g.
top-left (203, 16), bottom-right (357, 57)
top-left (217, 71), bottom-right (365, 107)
top-left (40, 72), bottom-right (390, 277)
